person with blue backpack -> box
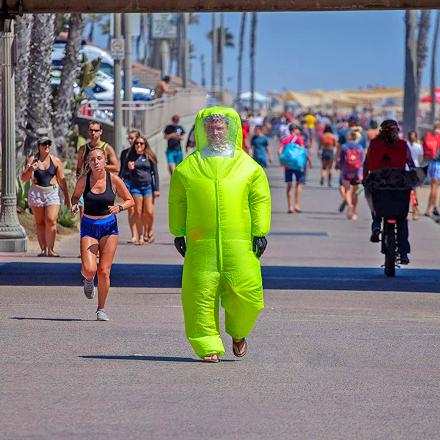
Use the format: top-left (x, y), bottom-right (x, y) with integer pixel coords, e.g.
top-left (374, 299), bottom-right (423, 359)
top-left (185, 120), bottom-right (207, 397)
top-left (278, 126), bottom-right (312, 213)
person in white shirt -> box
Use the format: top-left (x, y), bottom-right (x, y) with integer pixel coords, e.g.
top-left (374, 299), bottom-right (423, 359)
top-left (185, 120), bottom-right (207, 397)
top-left (407, 130), bottom-right (423, 220)
top-left (406, 131), bottom-right (423, 167)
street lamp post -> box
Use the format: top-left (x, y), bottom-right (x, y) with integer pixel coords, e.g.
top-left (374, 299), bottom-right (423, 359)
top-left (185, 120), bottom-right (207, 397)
top-left (122, 13), bottom-right (133, 130)
top-left (211, 13), bottom-right (217, 99)
top-left (0, 18), bottom-right (27, 252)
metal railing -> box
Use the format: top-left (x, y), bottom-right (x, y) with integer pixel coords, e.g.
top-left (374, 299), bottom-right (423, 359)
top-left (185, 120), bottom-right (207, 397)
top-left (81, 89), bottom-right (207, 138)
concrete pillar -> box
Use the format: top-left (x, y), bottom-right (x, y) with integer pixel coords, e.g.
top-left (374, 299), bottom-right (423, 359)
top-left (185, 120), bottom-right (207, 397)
top-left (160, 40), bottom-right (170, 78)
top-left (0, 19), bottom-right (27, 253)
top-left (182, 13), bottom-right (190, 89)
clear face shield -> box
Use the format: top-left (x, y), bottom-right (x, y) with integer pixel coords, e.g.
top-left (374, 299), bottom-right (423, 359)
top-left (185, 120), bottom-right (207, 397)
top-left (199, 114), bottom-right (238, 158)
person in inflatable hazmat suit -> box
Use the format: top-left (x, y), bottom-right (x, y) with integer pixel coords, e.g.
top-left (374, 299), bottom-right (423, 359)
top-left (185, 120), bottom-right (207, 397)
top-left (168, 106), bottom-right (271, 363)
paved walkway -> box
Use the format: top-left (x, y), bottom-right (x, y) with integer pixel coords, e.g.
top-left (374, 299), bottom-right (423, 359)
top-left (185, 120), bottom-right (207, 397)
top-left (2, 141), bottom-right (440, 439)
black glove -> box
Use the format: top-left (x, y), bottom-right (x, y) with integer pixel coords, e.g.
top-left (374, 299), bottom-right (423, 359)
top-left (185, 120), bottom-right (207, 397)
top-left (252, 236), bottom-right (267, 258)
top-left (174, 237), bottom-right (186, 257)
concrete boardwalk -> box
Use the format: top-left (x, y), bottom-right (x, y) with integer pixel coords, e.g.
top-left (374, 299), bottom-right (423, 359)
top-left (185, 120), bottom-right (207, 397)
top-left (2, 143), bottom-right (440, 439)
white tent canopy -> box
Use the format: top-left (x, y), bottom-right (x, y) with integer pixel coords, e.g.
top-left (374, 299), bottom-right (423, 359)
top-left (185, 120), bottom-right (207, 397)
top-left (240, 91), bottom-right (270, 103)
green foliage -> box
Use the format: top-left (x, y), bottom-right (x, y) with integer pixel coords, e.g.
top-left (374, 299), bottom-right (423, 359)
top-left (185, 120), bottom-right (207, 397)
top-left (57, 204), bottom-right (77, 228)
top-left (78, 55), bottom-right (102, 91)
top-left (16, 176), bottom-right (31, 213)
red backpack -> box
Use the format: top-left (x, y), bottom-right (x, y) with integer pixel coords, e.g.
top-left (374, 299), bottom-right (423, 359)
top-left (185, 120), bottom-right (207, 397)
top-left (344, 147), bottom-right (363, 173)
top-left (423, 132), bottom-right (439, 160)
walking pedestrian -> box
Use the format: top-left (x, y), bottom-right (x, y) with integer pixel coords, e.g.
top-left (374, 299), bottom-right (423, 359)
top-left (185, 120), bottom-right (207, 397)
top-left (318, 124), bottom-right (337, 187)
top-left (21, 136), bottom-right (70, 257)
top-left (71, 147), bottom-right (134, 321)
top-left (278, 125), bottom-right (311, 213)
top-left (126, 135), bottom-right (160, 244)
top-left (119, 129), bottom-right (141, 243)
top-left (169, 107), bottom-right (271, 362)
top-left (339, 130), bottom-right (365, 220)
top-left (251, 125), bottom-right (272, 168)
top-left (406, 130), bottom-right (423, 220)
top-left (164, 115), bottom-right (185, 175)
top-left (423, 122), bottom-right (440, 217)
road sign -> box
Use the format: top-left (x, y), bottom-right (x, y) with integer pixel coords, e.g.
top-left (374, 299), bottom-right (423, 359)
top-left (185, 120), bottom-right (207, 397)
top-left (110, 38), bottom-right (125, 60)
top-left (152, 13), bottom-right (177, 39)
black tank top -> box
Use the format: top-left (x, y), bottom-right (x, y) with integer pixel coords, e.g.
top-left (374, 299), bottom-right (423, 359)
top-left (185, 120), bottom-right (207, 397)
top-left (83, 172), bottom-right (116, 217)
top-left (34, 156), bottom-right (57, 187)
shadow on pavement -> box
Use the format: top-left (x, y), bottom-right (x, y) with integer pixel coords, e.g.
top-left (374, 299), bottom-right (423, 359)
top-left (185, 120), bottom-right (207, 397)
top-left (79, 355), bottom-right (237, 363)
top-left (2, 262), bottom-right (439, 293)
top-left (9, 317), bottom-right (95, 322)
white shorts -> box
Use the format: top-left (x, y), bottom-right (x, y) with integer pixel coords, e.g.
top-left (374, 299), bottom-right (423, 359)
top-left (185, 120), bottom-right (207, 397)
top-left (28, 184), bottom-right (61, 208)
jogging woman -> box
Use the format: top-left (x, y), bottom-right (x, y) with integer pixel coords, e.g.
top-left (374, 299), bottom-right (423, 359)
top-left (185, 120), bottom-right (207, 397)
top-left (21, 136), bottom-right (70, 257)
top-left (71, 147), bottom-right (134, 321)
top-left (126, 135), bottom-right (160, 244)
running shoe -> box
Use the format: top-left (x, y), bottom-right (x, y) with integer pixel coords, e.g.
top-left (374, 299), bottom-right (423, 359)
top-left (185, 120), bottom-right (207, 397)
top-left (83, 278), bottom-right (95, 299)
top-left (96, 309), bottom-right (109, 321)
top-left (433, 207), bottom-right (440, 217)
top-left (338, 201), bottom-right (346, 213)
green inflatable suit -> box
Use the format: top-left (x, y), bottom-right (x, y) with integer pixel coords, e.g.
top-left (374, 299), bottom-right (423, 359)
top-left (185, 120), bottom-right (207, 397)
top-left (169, 106), bottom-right (271, 358)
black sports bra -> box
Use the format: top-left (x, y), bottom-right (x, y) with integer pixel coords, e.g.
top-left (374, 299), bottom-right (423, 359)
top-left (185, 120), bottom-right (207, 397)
top-left (83, 172), bottom-right (116, 217)
top-left (34, 156), bottom-right (57, 187)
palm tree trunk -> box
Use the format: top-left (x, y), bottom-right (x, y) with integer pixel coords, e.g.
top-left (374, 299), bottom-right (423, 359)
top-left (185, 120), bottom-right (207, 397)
top-left (27, 14), bottom-right (56, 134)
top-left (430, 11), bottom-right (440, 125)
top-left (15, 14), bottom-right (33, 159)
top-left (403, 10), bottom-right (418, 134)
top-left (416, 10), bottom-right (431, 112)
top-left (236, 12), bottom-right (247, 111)
top-left (250, 12), bottom-right (257, 114)
top-left (52, 13), bottom-right (84, 155)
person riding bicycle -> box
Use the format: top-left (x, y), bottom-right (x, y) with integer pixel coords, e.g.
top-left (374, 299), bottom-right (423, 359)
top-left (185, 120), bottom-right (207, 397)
top-left (364, 120), bottom-right (415, 265)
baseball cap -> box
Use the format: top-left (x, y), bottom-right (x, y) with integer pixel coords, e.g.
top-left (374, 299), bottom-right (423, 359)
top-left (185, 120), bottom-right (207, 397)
top-left (38, 136), bottom-right (52, 145)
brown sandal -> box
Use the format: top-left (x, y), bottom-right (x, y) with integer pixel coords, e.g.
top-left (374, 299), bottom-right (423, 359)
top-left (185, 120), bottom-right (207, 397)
top-left (232, 338), bottom-right (248, 357)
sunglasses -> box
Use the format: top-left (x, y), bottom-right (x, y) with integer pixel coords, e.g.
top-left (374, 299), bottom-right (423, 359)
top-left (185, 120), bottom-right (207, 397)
top-left (89, 128), bottom-right (101, 133)
top-left (39, 142), bottom-right (51, 147)
top-left (135, 141), bottom-right (145, 145)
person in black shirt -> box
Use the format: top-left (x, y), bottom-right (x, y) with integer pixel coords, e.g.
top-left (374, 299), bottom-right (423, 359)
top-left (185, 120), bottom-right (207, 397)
top-left (126, 135), bottom-right (160, 244)
top-left (164, 114), bottom-right (185, 175)
top-left (119, 129), bottom-right (141, 243)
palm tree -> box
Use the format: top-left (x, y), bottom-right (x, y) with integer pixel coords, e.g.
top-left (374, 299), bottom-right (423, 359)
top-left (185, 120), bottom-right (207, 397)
top-left (430, 11), bottom-right (440, 125)
top-left (15, 14), bottom-right (33, 159)
top-left (403, 10), bottom-right (431, 134)
top-left (207, 25), bottom-right (234, 98)
top-left (52, 14), bottom-right (84, 155)
top-left (250, 12), bottom-right (257, 114)
top-left (27, 14), bottom-right (56, 135)
top-left (236, 12), bottom-right (247, 111)
top-left (416, 11), bottom-right (431, 98)
top-left (207, 26), bottom-right (235, 53)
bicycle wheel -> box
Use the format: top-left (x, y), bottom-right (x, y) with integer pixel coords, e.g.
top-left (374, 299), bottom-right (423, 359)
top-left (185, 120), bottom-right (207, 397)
top-left (383, 221), bottom-right (396, 277)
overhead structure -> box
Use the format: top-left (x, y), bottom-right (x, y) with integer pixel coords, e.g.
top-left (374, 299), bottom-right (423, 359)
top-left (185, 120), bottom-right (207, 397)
top-left (2, 0), bottom-right (440, 13)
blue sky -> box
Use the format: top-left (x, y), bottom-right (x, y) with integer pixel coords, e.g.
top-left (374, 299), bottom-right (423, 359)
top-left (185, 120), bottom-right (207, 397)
top-left (87, 11), bottom-right (439, 94)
